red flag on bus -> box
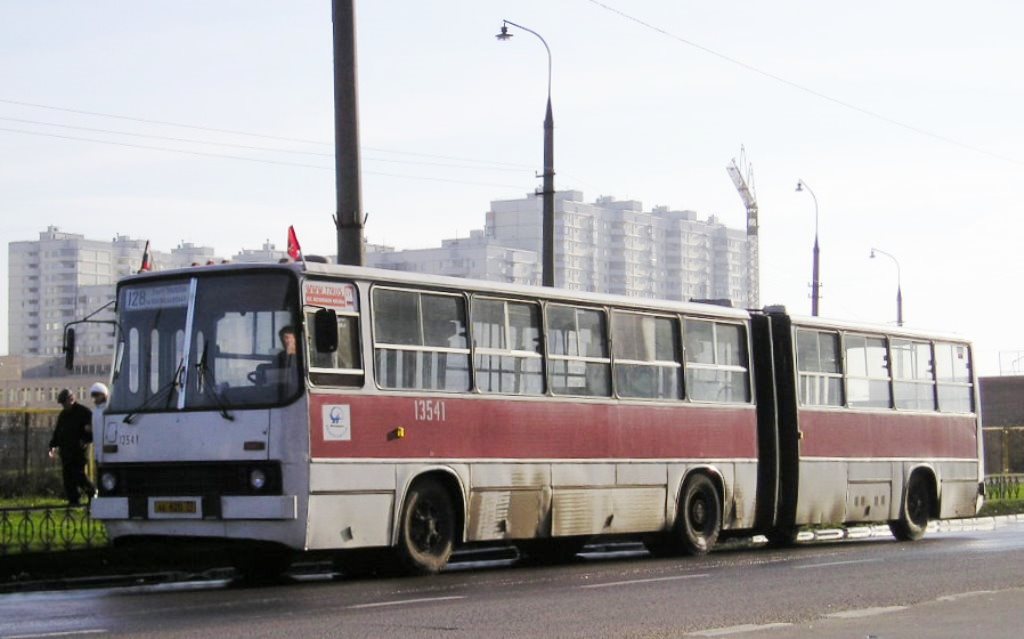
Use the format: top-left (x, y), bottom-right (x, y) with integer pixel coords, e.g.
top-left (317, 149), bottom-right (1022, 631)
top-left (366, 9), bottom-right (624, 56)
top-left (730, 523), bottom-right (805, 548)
top-left (138, 240), bottom-right (152, 273)
top-left (287, 226), bottom-right (303, 262)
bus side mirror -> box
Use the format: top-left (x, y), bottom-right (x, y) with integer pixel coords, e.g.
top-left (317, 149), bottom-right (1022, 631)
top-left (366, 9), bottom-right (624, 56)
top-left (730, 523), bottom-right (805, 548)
top-left (63, 327), bottom-right (76, 370)
top-left (314, 309), bottom-right (338, 353)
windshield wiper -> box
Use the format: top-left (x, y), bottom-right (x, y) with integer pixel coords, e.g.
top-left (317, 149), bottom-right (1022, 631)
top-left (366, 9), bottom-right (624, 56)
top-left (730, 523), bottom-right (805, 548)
top-left (123, 358), bottom-right (184, 424)
top-left (196, 341), bottom-right (235, 422)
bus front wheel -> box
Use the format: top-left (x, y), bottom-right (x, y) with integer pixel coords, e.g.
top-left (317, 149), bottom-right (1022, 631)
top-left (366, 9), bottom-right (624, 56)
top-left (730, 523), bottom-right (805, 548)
top-left (397, 478), bottom-right (457, 574)
top-left (890, 472), bottom-right (932, 541)
top-left (677, 474), bottom-right (722, 556)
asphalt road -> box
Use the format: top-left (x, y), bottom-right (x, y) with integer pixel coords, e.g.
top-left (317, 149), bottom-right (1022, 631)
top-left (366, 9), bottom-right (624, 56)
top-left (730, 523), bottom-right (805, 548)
top-left (3, 520), bottom-right (1024, 639)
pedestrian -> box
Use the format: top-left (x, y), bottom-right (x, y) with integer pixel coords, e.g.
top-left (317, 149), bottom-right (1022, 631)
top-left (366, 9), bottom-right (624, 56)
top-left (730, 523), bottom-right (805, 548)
top-left (48, 389), bottom-right (95, 505)
top-left (89, 382), bottom-right (109, 438)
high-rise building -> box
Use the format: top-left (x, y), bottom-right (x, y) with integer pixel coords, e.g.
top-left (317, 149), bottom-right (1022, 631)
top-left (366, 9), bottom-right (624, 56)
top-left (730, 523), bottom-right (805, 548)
top-left (369, 191), bottom-right (756, 307)
top-left (367, 230), bottom-right (540, 285)
top-left (232, 240), bottom-right (289, 264)
top-left (7, 227), bottom-right (220, 357)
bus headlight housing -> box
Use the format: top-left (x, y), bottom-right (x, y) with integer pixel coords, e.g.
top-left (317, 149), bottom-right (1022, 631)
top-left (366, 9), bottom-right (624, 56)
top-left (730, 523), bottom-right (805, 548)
top-left (249, 468), bottom-right (267, 491)
top-left (100, 471), bottom-right (117, 493)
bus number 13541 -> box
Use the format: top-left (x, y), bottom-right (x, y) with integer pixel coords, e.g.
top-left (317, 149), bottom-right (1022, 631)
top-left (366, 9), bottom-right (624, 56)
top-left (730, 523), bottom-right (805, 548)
top-left (414, 399), bottom-right (447, 422)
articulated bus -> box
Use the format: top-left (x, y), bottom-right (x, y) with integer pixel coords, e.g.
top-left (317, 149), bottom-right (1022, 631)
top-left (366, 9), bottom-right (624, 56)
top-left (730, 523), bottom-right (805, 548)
top-left (85, 262), bottom-right (983, 576)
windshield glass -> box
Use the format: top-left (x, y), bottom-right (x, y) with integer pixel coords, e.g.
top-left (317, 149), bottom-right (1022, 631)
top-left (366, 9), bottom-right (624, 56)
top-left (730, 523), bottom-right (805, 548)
top-left (108, 280), bottom-right (191, 413)
top-left (108, 271), bottom-right (301, 414)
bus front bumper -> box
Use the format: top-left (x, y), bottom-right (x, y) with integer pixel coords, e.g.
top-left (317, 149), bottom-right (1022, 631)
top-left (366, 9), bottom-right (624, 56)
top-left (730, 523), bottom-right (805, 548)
top-left (90, 495), bottom-right (298, 521)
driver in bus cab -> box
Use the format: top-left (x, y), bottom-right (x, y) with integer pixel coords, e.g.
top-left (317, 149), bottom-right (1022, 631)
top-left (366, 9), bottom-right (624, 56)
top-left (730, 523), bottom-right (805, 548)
top-left (276, 326), bottom-right (298, 369)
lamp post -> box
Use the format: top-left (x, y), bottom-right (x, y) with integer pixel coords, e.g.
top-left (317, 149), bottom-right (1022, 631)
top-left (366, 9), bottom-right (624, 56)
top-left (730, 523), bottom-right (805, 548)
top-left (795, 179), bottom-right (820, 316)
top-left (497, 20), bottom-right (555, 287)
top-left (870, 247), bottom-right (903, 326)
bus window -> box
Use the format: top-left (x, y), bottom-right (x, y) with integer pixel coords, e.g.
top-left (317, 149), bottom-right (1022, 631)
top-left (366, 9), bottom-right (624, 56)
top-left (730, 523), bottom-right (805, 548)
top-left (891, 340), bottom-right (936, 411)
top-left (683, 319), bottom-right (750, 403)
top-left (935, 342), bottom-right (974, 413)
top-left (546, 304), bottom-right (610, 397)
top-left (845, 334), bottom-right (891, 408)
top-left (796, 329), bottom-right (843, 406)
top-left (373, 288), bottom-right (470, 391)
top-left (612, 312), bottom-right (681, 400)
top-left (472, 298), bottom-right (544, 395)
top-left (306, 310), bottom-right (363, 387)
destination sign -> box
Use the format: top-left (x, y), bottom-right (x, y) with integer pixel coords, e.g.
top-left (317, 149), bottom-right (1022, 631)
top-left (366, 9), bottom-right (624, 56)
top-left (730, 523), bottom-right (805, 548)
top-left (304, 281), bottom-right (358, 312)
top-left (123, 283), bottom-right (190, 311)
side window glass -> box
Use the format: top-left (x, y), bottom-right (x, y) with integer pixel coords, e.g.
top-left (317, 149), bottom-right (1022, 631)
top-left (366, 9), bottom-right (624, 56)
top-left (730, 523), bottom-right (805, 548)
top-left (306, 311), bottom-right (363, 387)
top-left (373, 288), bottom-right (470, 391)
top-left (472, 298), bottom-right (544, 395)
top-left (935, 342), bottom-right (974, 413)
top-left (845, 334), bottom-right (892, 408)
top-left (546, 305), bottom-right (610, 397)
top-left (891, 339), bottom-right (935, 410)
top-left (795, 329), bottom-right (844, 406)
top-left (612, 312), bottom-right (681, 400)
top-left (684, 319), bottom-right (750, 403)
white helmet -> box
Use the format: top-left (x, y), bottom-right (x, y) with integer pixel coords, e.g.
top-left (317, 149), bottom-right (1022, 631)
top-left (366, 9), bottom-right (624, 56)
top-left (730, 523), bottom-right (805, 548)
top-left (90, 382), bottom-right (109, 397)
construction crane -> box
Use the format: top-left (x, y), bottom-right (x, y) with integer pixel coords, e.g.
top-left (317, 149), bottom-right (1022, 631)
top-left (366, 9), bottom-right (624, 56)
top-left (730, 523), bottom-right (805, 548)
top-left (726, 147), bottom-right (759, 308)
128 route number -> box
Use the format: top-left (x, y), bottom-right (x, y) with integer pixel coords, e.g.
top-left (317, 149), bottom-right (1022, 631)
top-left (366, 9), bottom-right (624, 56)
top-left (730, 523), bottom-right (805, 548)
top-left (413, 399), bottom-right (446, 422)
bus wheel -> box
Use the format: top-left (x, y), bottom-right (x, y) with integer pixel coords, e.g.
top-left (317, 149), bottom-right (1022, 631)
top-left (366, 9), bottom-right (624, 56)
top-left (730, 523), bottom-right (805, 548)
top-left (890, 472), bottom-right (931, 541)
top-left (677, 474), bottom-right (721, 556)
top-left (397, 478), bottom-right (456, 574)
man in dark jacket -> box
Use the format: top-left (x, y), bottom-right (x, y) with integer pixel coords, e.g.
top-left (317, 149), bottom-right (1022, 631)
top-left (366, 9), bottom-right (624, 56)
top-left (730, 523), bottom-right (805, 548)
top-left (48, 389), bottom-right (95, 505)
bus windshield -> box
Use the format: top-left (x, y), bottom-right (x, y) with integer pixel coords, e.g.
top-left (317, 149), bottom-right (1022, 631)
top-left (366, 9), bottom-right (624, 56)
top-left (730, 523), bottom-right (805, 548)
top-left (108, 271), bottom-right (301, 414)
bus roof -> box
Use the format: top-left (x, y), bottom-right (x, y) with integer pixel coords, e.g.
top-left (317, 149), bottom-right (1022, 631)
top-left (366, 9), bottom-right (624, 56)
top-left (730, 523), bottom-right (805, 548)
top-left (117, 261), bottom-right (971, 342)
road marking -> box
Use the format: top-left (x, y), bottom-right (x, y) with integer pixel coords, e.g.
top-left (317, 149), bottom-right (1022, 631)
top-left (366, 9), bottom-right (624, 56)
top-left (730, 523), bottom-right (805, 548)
top-left (349, 595), bottom-right (466, 609)
top-left (936, 590), bottom-right (995, 602)
top-left (794, 558), bottom-right (880, 570)
top-left (688, 623), bottom-right (793, 636)
top-left (826, 605), bottom-right (906, 619)
top-left (580, 573), bottom-right (709, 589)
top-left (6, 631), bottom-right (109, 639)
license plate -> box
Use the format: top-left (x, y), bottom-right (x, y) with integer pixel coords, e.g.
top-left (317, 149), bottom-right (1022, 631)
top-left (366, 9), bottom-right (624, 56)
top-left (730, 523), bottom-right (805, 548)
top-left (150, 498), bottom-right (202, 519)
top-left (154, 500), bottom-right (197, 514)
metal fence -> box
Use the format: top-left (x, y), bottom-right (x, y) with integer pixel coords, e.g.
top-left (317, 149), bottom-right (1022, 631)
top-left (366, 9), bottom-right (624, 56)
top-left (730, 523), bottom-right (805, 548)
top-left (985, 475), bottom-right (1023, 501)
top-left (0, 504), bottom-right (107, 555)
top-left (0, 409), bottom-right (63, 498)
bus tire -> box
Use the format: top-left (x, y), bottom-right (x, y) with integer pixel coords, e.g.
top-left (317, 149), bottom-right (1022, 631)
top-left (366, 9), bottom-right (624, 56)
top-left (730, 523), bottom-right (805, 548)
top-left (396, 478), bottom-right (457, 574)
top-left (677, 473), bottom-right (722, 556)
top-left (890, 472), bottom-right (931, 541)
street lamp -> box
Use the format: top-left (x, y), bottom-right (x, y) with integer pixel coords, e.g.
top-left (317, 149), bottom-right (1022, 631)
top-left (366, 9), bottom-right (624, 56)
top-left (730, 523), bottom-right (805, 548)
top-left (870, 247), bottom-right (903, 326)
top-left (795, 179), bottom-right (820, 316)
top-left (497, 19), bottom-right (555, 287)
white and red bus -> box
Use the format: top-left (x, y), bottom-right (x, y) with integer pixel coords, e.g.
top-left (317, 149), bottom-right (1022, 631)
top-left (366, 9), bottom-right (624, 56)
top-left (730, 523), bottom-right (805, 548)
top-left (85, 262), bottom-right (983, 575)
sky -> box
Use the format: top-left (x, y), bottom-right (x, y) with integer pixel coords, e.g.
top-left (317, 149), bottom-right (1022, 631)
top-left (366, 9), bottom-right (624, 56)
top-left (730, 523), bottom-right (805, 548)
top-left (2, 1), bottom-right (1022, 375)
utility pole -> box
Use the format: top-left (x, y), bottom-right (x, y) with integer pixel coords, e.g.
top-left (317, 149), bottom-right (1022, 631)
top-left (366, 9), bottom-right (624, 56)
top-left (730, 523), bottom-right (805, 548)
top-left (333, 0), bottom-right (365, 266)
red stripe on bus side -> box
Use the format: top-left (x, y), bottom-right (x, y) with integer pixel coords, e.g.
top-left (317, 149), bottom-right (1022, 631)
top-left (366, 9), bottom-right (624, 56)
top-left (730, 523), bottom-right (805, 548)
top-left (798, 409), bottom-right (978, 459)
top-left (308, 393), bottom-right (758, 460)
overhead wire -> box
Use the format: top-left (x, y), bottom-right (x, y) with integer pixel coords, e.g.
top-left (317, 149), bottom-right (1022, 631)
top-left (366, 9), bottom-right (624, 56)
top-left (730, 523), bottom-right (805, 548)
top-left (0, 126), bottom-right (527, 190)
top-left (585, 0), bottom-right (1023, 167)
top-left (0, 116), bottom-right (528, 172)
top-left (0, 97), bottom-right (535, 169)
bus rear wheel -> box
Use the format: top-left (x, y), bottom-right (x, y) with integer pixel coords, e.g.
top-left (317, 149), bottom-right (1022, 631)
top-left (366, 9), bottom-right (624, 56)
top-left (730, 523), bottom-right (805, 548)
top-left (397, 478), bottom-right (457, 574)
top-left (678, 474), bottom-right (722, 555)
top-left (890, 472), bottom-right (931, 541)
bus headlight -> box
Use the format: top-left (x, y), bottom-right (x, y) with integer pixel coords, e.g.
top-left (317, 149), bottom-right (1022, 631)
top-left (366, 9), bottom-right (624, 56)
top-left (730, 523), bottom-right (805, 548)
top-left (249, 468), bottom-right (267, 491)
top-left (100, 472), bottom-right (117, 493)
